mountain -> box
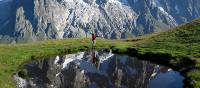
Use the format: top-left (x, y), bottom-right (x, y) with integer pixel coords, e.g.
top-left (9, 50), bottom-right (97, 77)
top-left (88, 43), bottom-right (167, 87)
top-left (0, 0), bottom-right (200, 43)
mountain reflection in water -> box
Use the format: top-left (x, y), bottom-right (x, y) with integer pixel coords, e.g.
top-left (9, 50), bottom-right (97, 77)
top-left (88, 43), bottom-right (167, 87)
top-left (14, 50), bottom-right (184, 88)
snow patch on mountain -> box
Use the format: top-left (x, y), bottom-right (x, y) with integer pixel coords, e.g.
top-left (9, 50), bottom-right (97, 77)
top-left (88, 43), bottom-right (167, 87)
top-left (64, 0), bottom-right (73, 2)
top-left (158, 6), bottom-right (177, 25)
top-left (108, 0), bottom-right (129, 5)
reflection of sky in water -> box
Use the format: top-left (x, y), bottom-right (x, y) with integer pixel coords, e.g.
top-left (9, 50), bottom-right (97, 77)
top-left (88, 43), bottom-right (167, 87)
top-left (148, 71), bottom-right (184, 88)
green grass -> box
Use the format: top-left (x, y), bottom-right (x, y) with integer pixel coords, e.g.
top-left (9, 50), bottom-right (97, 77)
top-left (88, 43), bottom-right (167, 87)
top-left (0, 18), bottom-right (200, 87)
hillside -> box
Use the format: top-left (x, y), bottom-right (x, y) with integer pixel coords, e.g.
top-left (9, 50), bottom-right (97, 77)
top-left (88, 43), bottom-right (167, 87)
top-left (0, 18), bottom-right (200, 87)
top-left (135, 18), bottom-right (200, 58)
top-left (133, 18), bottom-right (200, 87)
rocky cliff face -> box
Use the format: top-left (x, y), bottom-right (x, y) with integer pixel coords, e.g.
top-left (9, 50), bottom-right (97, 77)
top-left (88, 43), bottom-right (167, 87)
top-left (0, 0), bottom-right (200, 43)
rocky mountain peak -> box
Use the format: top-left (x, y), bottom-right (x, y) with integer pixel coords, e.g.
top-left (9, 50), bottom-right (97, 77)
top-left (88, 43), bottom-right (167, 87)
top-left (0, 0), bottom-right (200, 43)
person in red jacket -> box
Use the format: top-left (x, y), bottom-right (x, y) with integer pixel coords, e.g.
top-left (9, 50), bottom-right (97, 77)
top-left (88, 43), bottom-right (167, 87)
top-left (92, 33), bottom-right (97, 48)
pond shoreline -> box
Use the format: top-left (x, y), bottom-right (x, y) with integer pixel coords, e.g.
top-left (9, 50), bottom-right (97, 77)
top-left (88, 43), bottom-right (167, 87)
top-left (16, 48), bottom-right (184, 88)
top-left (16, 47), bottom-right (195, 88)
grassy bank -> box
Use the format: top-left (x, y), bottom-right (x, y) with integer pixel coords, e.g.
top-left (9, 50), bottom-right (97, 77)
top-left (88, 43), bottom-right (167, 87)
top-left (0, 19), bottom-right (200, 87)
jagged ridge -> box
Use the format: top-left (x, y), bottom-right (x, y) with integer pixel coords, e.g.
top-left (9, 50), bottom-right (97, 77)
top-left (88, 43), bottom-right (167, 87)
top-left (0, 0), bottom-right (200, 43)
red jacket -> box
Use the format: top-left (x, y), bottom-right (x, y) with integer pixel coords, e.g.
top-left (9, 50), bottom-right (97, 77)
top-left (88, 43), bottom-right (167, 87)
top-left (92, 34), bottom-right (96, 40)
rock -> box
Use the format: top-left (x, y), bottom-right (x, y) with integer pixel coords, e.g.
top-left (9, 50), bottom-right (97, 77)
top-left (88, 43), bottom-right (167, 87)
top-left (0, 0), bottom-right (200, 43)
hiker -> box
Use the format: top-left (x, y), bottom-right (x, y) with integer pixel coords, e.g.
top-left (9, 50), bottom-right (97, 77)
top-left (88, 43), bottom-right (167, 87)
top-left (92, 33), bottom-right (97, 47)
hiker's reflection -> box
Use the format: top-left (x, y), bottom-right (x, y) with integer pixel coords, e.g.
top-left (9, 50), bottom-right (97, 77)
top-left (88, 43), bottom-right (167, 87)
top-left (91, 49), bottom-right (99, 69)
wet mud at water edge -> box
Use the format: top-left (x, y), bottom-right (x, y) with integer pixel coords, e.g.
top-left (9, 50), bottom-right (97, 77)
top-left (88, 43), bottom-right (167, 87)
top-left (14, 50), bottom-right (184, 88)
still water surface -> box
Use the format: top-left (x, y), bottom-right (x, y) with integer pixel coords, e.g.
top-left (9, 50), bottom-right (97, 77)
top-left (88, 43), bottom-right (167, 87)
top-left (14, 50), bottom-right (184, 88)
